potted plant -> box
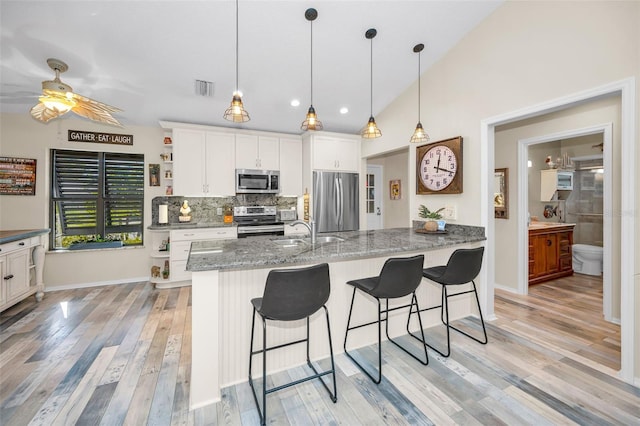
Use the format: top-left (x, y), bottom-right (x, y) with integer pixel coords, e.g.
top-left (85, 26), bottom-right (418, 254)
top-left (418, 205), bottom-right (445, 231)
top-left (68, 234), bottom-right (124, 250)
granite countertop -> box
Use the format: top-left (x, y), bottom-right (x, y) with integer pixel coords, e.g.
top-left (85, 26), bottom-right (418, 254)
top-left (187, 225), bottom-right (485, 272)
top-left (148, 222), bottom-right (237, 231)
top-left (528, 222), bottom-right (576, 230)
top-left (0, 229), bottom-right (50, 245)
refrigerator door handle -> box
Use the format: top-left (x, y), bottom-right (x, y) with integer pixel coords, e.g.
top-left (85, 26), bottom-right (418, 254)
top-left (336, 176), bottom-right (342, 229)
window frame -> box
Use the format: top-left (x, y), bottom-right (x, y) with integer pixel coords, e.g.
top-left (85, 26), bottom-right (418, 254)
top-left (50, 149), bottom-right (145, 250)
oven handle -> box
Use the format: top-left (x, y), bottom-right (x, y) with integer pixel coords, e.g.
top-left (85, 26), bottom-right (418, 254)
top-left (237, 225), bottom-right (285, 235)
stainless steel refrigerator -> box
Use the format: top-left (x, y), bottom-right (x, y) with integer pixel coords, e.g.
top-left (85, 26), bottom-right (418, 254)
top-left (313, 171), bottom-right (359, 232)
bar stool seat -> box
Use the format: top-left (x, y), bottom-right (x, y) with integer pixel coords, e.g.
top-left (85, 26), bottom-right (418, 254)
top-left (410, 247), bottom-right (487, 357)
top-left (343, 255), bottom-right (429, 384)
top-left (248, 263), bottom-right (337, 425)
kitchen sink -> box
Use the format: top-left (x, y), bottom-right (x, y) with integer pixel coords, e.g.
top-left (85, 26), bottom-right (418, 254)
top-left (305, 236), bottom-right (346, 244)
top-left (271, 238), bottom-right (308, 247)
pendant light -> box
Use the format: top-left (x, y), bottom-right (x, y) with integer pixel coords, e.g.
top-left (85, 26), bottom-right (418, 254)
top-left (361, 28), bottom-right (381, 138)
top-left (410, 43), bottom-right (429, 143)
top-left (224, 0), bottom-right (250, 122)
top-left (301, 8), bottom-right (322, 131)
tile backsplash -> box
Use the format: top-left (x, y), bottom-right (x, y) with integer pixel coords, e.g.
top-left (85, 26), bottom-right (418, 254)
top-left (151, 195), bottom-right (297, 225)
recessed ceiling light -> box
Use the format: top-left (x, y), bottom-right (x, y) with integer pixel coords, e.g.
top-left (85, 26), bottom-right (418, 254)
top-left (290, 99), bottom-right (300, 107)
top-left (340, 107), bottom-right (349, 114)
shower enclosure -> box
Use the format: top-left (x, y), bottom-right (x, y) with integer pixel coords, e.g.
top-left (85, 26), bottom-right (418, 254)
top-left (565, 156), bottom-right (604, 246)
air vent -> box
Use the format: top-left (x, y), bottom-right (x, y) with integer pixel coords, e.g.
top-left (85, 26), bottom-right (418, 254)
top-left (194, 80), bottom-right (214, 97)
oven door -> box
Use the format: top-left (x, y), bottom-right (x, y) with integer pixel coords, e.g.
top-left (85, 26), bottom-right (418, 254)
top-left (237, 224), bottom-right (285, 238)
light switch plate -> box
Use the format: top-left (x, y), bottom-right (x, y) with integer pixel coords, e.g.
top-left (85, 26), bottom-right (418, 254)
top-left (216, 207), bottom-right (223, 215)
top-left (442, 205), bottom-right (457, 220)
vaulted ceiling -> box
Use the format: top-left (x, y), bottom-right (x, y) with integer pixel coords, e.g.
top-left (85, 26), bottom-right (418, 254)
top-left (0, 1), bottom-right (502, 135)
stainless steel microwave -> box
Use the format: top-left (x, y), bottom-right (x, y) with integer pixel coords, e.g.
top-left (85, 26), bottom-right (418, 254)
top-left (236, 169), bottom-right (280, 194)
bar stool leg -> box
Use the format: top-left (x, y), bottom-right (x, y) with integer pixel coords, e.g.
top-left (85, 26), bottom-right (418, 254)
top-left (385, 293), bottom-right (429, 365)
top-left (445, 282), bottom-right (488, 345)
top-left (248, 308), bottom-right (267, 425)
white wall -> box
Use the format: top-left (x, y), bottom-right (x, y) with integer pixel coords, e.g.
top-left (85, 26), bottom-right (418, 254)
top-left (0, 114), bottom-right (164, 288)
top-left (360, 1), bottom-right (639, 380)
top-left (367, 148), bottom-right (410, 228)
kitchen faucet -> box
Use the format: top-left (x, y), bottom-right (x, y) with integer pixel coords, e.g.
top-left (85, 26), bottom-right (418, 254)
top-left (290, 219), bottom-right (316, 244)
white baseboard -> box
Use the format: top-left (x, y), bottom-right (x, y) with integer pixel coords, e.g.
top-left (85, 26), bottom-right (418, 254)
top-left (494, 283), bottom-right (518, 293)
top-left (44, 276), bottom-right (149, 292)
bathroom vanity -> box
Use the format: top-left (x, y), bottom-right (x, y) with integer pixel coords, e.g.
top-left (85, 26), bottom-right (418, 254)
top-left (528, 222), bottom-right (574, 285)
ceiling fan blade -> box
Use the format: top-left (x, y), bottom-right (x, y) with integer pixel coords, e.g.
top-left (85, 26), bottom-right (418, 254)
top-left (30, 102), bottom-right (67, 123)
top-left (71, 94), bottom-right (122, 126)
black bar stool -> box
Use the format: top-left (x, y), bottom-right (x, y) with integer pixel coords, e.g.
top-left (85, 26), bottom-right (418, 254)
top-left (343, 255), bottom-right (429, 384)
top-left (248, 263), bottom-right (337, 425)
top-left (410, 247), bottom-right (487, 357)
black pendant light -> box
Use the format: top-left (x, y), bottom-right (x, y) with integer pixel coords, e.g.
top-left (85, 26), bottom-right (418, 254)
top-left (301, 8), bottom-right (322, 131)
top-left (410, 43), bottom-right (429, 143)
top-left (224, 0), bottom-right (250, 122)
top-left (361, 28), bottom-right (381, 139)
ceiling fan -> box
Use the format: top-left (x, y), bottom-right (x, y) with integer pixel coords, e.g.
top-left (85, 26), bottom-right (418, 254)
top-left (30, 58), bottom-right (122, 126)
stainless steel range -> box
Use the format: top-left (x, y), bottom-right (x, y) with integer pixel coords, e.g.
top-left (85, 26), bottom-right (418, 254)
top-left (234, 206), bottom-right (284, 238)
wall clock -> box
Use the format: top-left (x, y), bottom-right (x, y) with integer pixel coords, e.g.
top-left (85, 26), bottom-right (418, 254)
top-left (416, 136), bottom-right (463, 194)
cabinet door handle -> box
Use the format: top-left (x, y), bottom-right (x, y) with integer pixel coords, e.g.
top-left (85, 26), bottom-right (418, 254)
top-left (4, 274), bottom-right (14, 280)
top-left (546, 239), bottom-right (552, 246)
top-left (19, 242), bottom-right (25, 246)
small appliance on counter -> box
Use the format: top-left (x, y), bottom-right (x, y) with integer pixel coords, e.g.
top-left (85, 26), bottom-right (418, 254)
top-left (234, 206), bottom-right (284, 237)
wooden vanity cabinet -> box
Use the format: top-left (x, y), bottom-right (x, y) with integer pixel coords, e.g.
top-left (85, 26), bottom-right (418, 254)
top-left (528, 224), bottom-right (574, 285)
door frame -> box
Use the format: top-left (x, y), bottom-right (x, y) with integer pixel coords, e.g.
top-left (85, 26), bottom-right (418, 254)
top-left (480, 77), bottom-right (636, 383)
top-left (517, 124), bottom-right (613, 322)
top-left (366, 164), bottom-right (384, 230)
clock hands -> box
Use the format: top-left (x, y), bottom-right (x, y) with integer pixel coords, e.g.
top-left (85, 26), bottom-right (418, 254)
top-left (434, 166), bottom-right (453, 173)
top-left (435, 154), bottom-right (441, 172)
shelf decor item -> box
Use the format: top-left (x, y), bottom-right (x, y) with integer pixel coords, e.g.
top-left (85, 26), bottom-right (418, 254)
top-left (149, 164), bottom-right (160, 186)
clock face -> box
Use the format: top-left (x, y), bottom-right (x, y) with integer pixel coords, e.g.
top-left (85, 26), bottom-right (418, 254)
top-left (420, 145), bottom-right (458, 191)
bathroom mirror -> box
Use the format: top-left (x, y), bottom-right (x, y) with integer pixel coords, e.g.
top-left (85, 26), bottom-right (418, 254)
top-left (494, 168), bottom-right (508, 219)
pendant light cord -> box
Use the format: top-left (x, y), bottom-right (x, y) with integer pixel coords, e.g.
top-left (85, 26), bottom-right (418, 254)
top-left (370, 37), bottom-right (373, 117)
top-left (235, 0), bottom-right (239, 92)
top-left (310, 19), bottom-right (314, 106)
top-left (417, 51), bottom-right (421, 121)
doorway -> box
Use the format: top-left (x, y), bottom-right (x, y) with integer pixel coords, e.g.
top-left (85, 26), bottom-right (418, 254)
top-left (481, 78), bottom-right (636, 383)
top-left (366, 165), bottom-right (383, 230)
top-left (518, 125), bottom-right (613, 323)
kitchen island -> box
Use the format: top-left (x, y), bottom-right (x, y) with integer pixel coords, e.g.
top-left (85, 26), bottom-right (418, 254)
top-left (186, 225), bottom-right (485, 409)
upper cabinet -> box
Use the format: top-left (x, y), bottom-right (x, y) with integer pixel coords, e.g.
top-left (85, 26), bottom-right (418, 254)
top-left (172, 128), bottom-right (235, 196)
top-left (235, 134), bottom-right (279, 170)
top-left (279, 137), bottom-right (303, 196)
top-left (309, 134), bottom-right (360, 172)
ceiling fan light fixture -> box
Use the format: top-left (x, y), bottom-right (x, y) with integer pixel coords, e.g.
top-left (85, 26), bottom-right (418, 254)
top-left (361, 28), bottom-right (381, 139)
top-left (301, 8), bottom-right (322, 131)
top-left (410, 43), bottom-right (429, 143)
top-left (39, 94), bottom-right (76, 113)
top-left (224, 0), bottom-right (250, 122)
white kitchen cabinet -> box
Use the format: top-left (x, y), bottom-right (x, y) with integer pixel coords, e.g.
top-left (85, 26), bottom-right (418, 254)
top-left (0, 232), bottom-right (47, 313)
top-left (235, 134), bottom-right (279, 170)
top-left (279, 137), bottom-right (303, 196)
top-left (151, 227), bottom-right (238, 289)
top-left (310, 134), bottom-right (360, 172)
top-left (173, 129), bottom-right (235, 196)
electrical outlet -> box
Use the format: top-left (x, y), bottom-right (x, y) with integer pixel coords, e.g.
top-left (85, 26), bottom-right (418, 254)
top-left (442, 205), bottom-right (457, 220)
top-left (216, 207), bottom-right (223, 215)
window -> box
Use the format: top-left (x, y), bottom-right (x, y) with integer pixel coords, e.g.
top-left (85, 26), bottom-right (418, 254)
top-left (50, 149), bottom-right (144, 249)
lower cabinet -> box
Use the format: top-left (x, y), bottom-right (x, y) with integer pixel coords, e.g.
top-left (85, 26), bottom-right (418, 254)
top-left (528, 225), bottom-right (574, 285)
top-left (1, 234), bottom-right (47, 312)
top-left (149, 227), bottom-right (237, 288)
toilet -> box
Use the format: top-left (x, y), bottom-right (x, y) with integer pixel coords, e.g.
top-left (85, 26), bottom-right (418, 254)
top-left (572, 244), bottom-right (603, 276)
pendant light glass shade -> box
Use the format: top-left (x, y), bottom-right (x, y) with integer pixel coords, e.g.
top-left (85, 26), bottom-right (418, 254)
top-left (410, 43), bottom-right (429, 143)
top-left (301, 8), bottom-right (322, 131)
top-left (361, 28), bottom-right (381, 139)
top-left (224, 0), bottom-right (250, 122)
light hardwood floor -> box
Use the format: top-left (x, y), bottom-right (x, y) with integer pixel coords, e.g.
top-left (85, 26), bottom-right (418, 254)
top-left (1, 276), bottom-right (637, 425)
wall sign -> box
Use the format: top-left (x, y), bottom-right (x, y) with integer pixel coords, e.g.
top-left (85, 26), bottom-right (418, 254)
top-left (0, 157), bottom-right (37, 195)
top-left (68, 130), bottom-right (133, 145)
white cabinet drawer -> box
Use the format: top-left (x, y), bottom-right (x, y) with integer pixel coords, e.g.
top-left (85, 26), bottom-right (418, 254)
top-left (0, 240), bottom-right (30, 254)
top-left (171, 241), bottom-right (192, 261)
top-left (171, 227), bottom-right (237, 242)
